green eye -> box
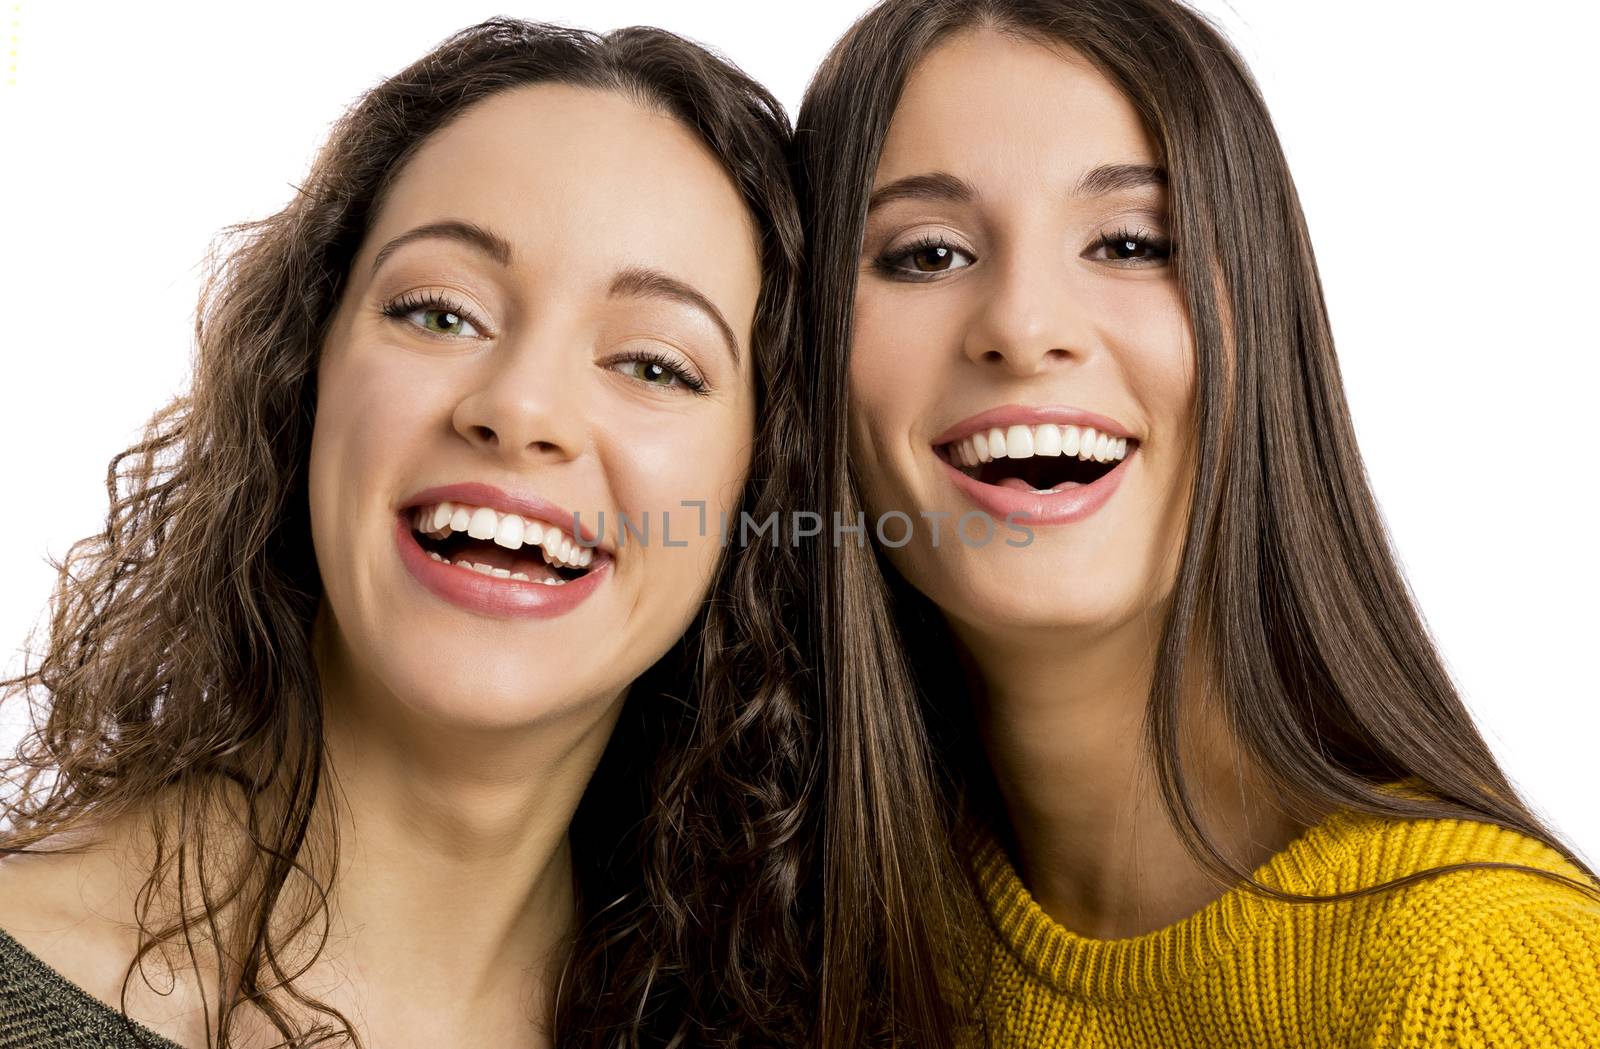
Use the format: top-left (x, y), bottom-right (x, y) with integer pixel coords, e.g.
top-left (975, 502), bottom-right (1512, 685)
top-left (406, 306), bottom-right (482, 338)
top-left (627, 360), bottom-right (679, 386)
top-left (608, 351), bottom-right (708, 394)
top-left (382, 293), bottom-right (485, 338)
top-left (418, 309), bottom-right (472, 336)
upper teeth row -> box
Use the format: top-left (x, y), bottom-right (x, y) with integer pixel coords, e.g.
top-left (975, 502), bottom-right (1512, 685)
top-left (949, 424), bottom-right (1130, 467)
top-left (411, 502), bottom-right (595, 569)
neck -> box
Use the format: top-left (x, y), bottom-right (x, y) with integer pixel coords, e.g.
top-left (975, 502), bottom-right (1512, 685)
top-left (951, 609), bottom-right (1304, 941)
top-left (269, 614), bottom-right (623, 1047)
top-left (18, 618), bottom-right (623, 1049)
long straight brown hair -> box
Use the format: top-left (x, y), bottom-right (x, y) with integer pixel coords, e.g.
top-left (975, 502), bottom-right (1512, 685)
top-left (795, 1), bottom-right (1600, 1044)
top-left (1, 18), bottom-right (816, 1049)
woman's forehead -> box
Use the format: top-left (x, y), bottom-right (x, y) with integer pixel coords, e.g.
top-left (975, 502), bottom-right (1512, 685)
top-left (364, 84), bottom-right (762, 327)
top-left (877, 30), bottom-right (1156, 190)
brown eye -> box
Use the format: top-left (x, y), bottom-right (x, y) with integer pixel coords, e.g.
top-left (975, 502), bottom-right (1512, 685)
top-left (1088, 229), bottom-right (1172, 266)
top-left (880, 238), bottom-right (976, 279)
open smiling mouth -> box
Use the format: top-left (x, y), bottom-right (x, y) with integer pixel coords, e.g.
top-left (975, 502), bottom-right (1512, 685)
top-left (407, 501), bottom-right (599, 585)
top-left (935, 423), bottom-right (1136, 493)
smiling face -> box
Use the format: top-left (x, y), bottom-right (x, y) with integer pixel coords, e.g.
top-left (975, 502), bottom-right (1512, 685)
top-left (308, 83), bottom-right (760, 730)
top-left (850, 29), bottom-right (1196, 640)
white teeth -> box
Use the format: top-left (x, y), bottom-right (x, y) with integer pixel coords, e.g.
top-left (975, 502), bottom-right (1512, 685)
top-left (429, 553), bottom-right (553, 585)
top-left (493, 514), bottom-right (524, 550)
top-left (1004, 425), bottom-right (1033, 459)
top-left (949, 422), bottom-right (1130, 466)
top-left (412, 500), bottom-right (595, 570)
top-left (532, 531), bottom-right (588, 570)
top-left (467, 507), bottom-right (498, 540)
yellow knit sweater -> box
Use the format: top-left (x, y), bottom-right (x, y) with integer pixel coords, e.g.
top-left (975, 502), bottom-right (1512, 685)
top-left (968, 809), bottom-right (1600, 1047)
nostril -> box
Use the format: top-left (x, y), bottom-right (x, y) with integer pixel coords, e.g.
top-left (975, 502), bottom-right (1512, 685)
top-left (470, 425), bottom-right (497, 445)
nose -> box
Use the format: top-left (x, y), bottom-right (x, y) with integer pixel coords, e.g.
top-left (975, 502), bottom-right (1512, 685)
top-left (451, 329), bottom-right (587, 465)
top-left (961, 249), bottom-right (1088, 376)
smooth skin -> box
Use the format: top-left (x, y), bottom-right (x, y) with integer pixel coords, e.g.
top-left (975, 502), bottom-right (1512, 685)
top-left (850, 29), bottom-right (1303, 940)
top-left (0, 83), bottom-right (760, 1048)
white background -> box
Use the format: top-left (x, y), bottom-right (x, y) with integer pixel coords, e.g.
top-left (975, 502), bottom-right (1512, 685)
top-left (1, 2), bottom-right (1595, 863)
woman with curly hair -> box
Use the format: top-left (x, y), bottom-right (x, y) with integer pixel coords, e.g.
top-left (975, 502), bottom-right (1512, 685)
top-left (794, 1), bottom-right (1600, 1045)
top-left (0, 18), bottom-right (812, 1049)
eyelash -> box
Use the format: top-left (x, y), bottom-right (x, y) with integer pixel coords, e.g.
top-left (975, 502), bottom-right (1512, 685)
top-left (604, 348), bottom-right (710, 395)
top-left (874, 226), bottom-right (1174, 280)
top-left (1092, 226), bottom-right (1173, 266)
top-left (382, 292), bottom-right (708, 395)
top-left (381, 290), bottom-right (489, 338)
top-left (874, 234), bottom-right (971, 281)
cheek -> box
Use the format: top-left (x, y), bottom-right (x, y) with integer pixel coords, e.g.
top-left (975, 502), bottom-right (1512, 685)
top-left (1119, 284), bottom-right (1197, 472)
top-left (308, 341), bottom-right (444, 574)
top-left (848, 286), bottom-right (951, 499)
top-left (604, 404), bottom-right (753, 567)
top-left (1110, 278), bottom-right (1195, 416)
top-left (850, 283), bottom-right (956, 410)
top-left (1108, 282), bottom-right (1198, 599)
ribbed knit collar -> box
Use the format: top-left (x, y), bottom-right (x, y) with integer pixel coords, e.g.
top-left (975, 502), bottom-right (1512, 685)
top-left (0, 925), bottom-right (188, 1048)
top-left (969, 807), bottom-right (1369, 1002)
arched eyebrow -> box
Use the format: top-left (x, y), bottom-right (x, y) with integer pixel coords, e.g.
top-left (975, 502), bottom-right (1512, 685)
top-left (367, 223), bottom-right (742, 366)
top-left (868, 172), bottom-right (974, 213)
top-left (610, 266), bottom-right (741, 367)
top-left (1073, 163), bottom-right (1166, 197)
top-left (370, 220), bottom-right (514, 275)
top-left (866, 163), bottom-right (1167, 214)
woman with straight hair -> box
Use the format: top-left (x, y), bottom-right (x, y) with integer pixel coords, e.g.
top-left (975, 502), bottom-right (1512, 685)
top-left (795, 1), bottom-right (1600, 1045)
top-left (0, 18), bottom-right (817, 1049)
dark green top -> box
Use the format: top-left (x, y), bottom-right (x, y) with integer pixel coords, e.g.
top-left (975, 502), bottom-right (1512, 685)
top-left (0, 926), bottom-right (185, 1049)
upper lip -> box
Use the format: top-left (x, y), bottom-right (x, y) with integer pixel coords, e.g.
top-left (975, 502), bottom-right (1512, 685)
top-left (931, 404), bottom-right (1138, 446)
top-left (401, 481), bottom-right (611, 553)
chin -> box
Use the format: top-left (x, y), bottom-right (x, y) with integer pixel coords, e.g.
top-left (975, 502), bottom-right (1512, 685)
top-left (362, 636), bottom-right (624, 732)
top-left (903, 551), bottom-right (1151, 637)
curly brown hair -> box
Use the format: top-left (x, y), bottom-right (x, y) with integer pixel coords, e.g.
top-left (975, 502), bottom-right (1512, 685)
top-left (1, 18), bottom-right (813, 1048)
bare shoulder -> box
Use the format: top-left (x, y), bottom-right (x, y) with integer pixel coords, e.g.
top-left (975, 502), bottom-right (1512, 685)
top-left (0, 820), bottom-right (147, 1004)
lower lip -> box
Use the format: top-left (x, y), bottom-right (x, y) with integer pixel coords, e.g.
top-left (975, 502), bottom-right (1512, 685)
top-left (394, 515), bottom-right (607, 619)
top-left (938, 447), bottom-right (1133, 526)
